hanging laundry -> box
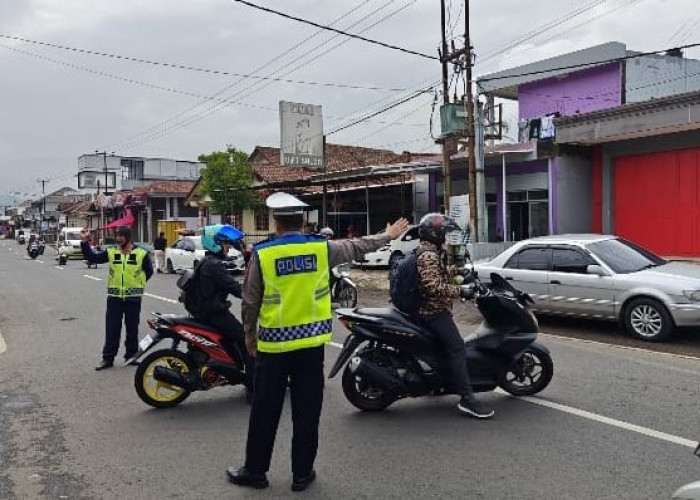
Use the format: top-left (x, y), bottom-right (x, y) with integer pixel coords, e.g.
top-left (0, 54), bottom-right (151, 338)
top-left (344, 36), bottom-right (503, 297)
top-left (540, 114), bottom-right (556, 140)
top-left (518, 119), bottom-right (530, 142)
top-left (528, 118), bottom-right (542, 140)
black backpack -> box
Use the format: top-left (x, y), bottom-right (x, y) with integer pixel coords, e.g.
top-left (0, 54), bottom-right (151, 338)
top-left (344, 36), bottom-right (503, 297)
top-left (177, 258), bottom-right (206, 316)
top-left (389, 248), bottom-right (424, 313)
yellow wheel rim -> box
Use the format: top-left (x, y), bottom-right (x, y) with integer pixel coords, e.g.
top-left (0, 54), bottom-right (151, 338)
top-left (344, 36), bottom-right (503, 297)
top-left (142, 355), bottom-right (190, 403)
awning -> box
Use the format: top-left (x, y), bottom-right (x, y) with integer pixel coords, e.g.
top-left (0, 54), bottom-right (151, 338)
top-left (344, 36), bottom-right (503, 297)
top-left (99, 208), bottom-right (135, 230)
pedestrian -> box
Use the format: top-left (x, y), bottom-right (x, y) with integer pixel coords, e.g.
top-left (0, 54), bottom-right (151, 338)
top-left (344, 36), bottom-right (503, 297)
top-left (227, 192), bottom-right (409, 491)
top-left (81, 226), bottom-right (153, 370)
top-left (153, 231), bottom-right (167, 273)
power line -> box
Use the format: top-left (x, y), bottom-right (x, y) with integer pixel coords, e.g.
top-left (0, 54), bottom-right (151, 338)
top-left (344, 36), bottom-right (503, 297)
top-left (0, 33), bottom-right (406, 92)
top-left (116, 0), bottom-right (419, 152)
top-left (106, 0), bottom-right (401, 151)
top-left (229, 0), bottom-right (437, 60)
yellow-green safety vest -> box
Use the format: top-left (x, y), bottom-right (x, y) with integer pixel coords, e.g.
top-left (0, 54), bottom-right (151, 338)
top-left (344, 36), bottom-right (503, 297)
top-left (255, 234), bottom-right (332, 353)
top-left (107, 246), bottom-right (148, 299)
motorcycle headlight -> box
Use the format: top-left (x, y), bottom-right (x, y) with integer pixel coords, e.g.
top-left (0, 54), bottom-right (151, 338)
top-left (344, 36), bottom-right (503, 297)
top-left (683, 290), bottom-right (700, 302)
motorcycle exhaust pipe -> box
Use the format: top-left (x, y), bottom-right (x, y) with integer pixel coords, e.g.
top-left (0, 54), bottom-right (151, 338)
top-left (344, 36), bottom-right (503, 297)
top-left (349, 357), bottom-right (405, 394)
top-left (153, 366), bottom-right (195, 391)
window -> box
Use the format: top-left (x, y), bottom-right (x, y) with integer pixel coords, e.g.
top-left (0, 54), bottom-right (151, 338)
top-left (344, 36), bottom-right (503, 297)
top-left (120, 159), bottom-right (144, 180)
top-left (586, 238), bottom-right (666, 274)
top-left (255, 207), bottom-right (269, 232)
top-left (182, 240), bottom-right (196, 252)
top-left (552, 248), bottom-right (594, 274)
top-left (506, 247), bottom-right (551, 271)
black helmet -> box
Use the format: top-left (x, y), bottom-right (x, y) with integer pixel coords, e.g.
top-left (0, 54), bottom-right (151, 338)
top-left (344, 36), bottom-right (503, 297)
top-left (115, 226), bottom-right (132, 241)
top-left (418, 213), bottom-right (460, 246)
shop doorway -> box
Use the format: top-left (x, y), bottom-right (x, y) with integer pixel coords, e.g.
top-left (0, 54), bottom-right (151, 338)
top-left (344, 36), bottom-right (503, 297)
top-left (506, 189), bottom-right (549, 241)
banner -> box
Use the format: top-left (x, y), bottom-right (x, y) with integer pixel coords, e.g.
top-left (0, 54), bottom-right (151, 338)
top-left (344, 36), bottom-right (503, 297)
top-left (448, 195), bottom-right (470, 245)
top-left (279, 101), bottom-right (324, 168)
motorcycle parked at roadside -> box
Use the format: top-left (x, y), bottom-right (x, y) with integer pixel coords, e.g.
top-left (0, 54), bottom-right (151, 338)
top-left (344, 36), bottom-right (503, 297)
top-left (132, 312), bottom-right (249, 408)
top-left (331, 263), bottom-right (357, 308)
top-left (328, 260), bottom-right (553, 412)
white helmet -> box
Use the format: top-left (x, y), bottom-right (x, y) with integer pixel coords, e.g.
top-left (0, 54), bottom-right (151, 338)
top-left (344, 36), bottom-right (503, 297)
top-left (319, 227), bottom-right (334, 239)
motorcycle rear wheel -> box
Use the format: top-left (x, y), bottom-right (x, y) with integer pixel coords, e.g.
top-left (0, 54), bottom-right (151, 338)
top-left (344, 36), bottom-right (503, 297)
top-left (341, 364), bottom-right (396, 411)
top-left (135, 349), bottom-right (192, 408)
top-left (499, 346), bottom-right (553, 397)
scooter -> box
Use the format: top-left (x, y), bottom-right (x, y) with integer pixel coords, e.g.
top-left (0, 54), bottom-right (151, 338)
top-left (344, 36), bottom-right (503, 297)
top-left (17, 234), bottom-right (25, 245)
top-left (672, 443), bottom-right (700, 499)
top-left (329, 263), bottom-right (553, 412)
top-left (331, 263), bottom-right (357, 308)
top-left (27, 240), bottom-right (42, 259)
top-left (132, 312), bottom-right (249, 408)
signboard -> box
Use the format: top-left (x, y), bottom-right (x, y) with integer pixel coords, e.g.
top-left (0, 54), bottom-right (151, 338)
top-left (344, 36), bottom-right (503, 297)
top-left (78, 171), bottom-right (116, 189)
top-left (279, 101), bottom-right (324, 168)
top-left (448, 195), bottom-right (470, 245)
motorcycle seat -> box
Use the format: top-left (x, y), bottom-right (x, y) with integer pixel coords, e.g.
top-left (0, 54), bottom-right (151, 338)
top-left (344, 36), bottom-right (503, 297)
top-left (354, 307), bottom-right (421, 331)
top-left (163, 315), bottom-right (213, 331)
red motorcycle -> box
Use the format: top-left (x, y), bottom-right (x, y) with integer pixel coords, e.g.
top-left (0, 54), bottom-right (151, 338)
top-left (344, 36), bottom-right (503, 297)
top-left (133, 312), bottom-right (248, 408)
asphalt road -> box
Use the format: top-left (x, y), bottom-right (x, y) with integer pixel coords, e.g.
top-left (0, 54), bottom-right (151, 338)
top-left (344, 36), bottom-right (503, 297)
top-left (1, 240), bottom-right (700, 499)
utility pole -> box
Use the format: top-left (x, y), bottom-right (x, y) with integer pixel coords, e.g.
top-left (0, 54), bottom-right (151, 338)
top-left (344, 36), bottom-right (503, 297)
top-left (439, 0), bottom-right (452, 213)
top-left (37, 178), bottom-right (48, 234)
top-left (95, 151), bottom-right (113, 195)
top-left (464, 0), bottom-right (478, 242)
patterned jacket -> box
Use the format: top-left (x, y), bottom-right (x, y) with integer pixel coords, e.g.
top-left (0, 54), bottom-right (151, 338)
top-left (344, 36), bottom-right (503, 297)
top-left (416, 241), bottom-right (460, 316)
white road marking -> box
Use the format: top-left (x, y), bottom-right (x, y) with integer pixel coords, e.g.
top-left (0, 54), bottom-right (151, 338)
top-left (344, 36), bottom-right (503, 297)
top-left (540, 332), bottom-right (700, 361)
top-left (0, 327), bottom-right (6, 355)
top-left (36, 260), bottom-right (44, 264)
top-left (144, 292), bottom-right (179, 305)
top-left (82, 275), bottom-right (102, 281)
top-left (497, 389), bottom-right (697, 449)
top-left (54, 266), bottom-right (64, 270)
top-left (326, 342), bottom-right (698, 449)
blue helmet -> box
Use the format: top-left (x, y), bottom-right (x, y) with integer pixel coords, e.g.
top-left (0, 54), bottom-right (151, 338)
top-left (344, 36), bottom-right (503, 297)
top-left (201, 224), bottom-right (244, 254)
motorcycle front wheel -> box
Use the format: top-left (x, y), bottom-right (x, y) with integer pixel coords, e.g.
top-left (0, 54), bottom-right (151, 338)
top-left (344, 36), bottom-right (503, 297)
top-left (135, 349), bottom-right (192, 408)
top-left (499, 346), bottom-right (553, 397)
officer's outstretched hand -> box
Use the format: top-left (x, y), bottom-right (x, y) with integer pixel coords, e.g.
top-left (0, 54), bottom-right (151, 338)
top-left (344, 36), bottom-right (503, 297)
top-left (245, 334), bottom-right (257, 357)
top-left (385, 218), bottom-right (410, 239)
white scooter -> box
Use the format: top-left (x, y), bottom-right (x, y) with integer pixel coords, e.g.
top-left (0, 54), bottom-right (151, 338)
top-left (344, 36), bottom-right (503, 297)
top-left (672, 444), bottom-right (700, 499)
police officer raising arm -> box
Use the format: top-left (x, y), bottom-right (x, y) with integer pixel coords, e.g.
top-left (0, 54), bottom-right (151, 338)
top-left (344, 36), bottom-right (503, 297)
top-left (80, 226), bottom-right (153, 370)
top-left (228, 192), bottom-right (408, 491)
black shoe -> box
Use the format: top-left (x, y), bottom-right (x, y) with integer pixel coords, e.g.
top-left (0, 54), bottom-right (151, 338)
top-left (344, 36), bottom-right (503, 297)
top-left (292, 470), bottom-right (316, 492)
top-left (95, 360), bottom-right (114, 371)
top-left (457, 395), bottom-right (494, 419)
top-left (227, 467), bottom-right (269, 489)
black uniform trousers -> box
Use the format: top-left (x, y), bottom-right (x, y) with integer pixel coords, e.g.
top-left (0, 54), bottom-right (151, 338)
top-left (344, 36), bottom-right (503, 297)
top-left (104, 297), bottom-right (142, 362)
top-left (199, 311), bottom-right (253, 389)
top-left (244, 345), bottom-right (324, 478)
top-left (418, 311), bottom-right (472, 396)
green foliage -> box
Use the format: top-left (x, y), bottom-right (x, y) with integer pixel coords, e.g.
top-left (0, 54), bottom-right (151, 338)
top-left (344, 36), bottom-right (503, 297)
top-left (198, 146), bottom-right (259, 221)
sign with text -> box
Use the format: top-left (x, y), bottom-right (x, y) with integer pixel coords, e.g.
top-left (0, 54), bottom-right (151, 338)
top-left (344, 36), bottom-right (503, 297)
top-left (279, 101), bottom-right (324, 169)
top-left (448, 195), bottom-right (470, 245)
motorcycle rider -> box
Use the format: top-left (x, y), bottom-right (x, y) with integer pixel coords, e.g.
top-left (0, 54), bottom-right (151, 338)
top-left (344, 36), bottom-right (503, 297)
top-left (193, 224), bottom-right (253, 396)
top-left (415, 213), bottom-right (494, 419)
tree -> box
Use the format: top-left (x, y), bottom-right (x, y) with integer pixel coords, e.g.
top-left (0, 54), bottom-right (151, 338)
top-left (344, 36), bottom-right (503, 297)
top-left (198, 146), bottom-right (259, 225)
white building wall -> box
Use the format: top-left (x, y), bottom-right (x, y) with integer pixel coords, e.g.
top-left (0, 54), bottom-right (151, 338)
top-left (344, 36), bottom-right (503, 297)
top-left (626, 55), bottom-right (700, 103)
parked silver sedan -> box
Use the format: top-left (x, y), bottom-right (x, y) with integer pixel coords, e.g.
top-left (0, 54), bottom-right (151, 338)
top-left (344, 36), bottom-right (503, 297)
top-left (474, 234), bottom-right (700, 342)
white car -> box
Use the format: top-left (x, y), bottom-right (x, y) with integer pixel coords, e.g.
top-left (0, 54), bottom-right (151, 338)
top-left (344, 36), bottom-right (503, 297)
top-left (355, 226), bottom-right (419, 268)
top-left (165, 236), bottom-right (245, 273)
top-left (57, 227), bottom-right (85, 259)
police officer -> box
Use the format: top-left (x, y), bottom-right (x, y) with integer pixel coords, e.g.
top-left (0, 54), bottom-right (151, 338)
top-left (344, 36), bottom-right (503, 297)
top-left (81, 226), bottom-right (153, 370)
top-left (228, 192), bottom-right (409, 491)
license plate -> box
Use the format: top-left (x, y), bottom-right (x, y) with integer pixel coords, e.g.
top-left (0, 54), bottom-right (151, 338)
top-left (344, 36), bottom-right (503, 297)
top-left (139, 334), bottom-right (155, 351)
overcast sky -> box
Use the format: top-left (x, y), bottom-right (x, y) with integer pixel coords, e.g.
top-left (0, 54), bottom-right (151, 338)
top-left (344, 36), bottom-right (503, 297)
top-left (0, 0), bottom-right (698, 202)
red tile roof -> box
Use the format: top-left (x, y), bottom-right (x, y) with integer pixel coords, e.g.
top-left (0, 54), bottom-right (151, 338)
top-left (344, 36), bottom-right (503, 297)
top-left (248, 144), bottom-right (416, 185)
top-left (133, 181), bottom-right (197, 196)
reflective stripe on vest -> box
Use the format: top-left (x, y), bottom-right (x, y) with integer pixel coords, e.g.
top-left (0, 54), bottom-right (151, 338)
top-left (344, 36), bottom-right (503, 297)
top-left (107, 246), bottom-right (147, 299)
top-left (255, 234), bottom-right (332, 353)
